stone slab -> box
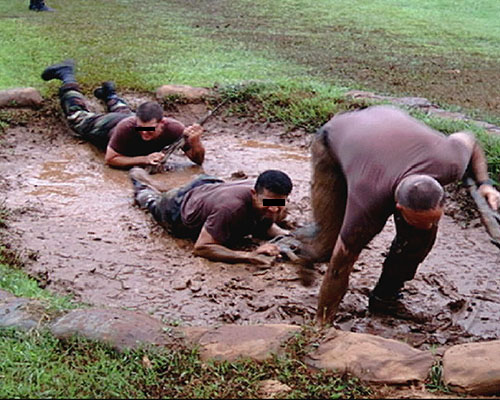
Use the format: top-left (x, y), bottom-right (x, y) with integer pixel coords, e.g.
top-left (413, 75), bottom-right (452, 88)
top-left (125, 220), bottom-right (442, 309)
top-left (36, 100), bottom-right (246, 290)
top-left (305, 329), bottom-right (434, 384)
top-left (0, 296), bottom-right (47, 330)
top-left (186, 323), bottom-right (301, 362)
top-left (443, 340), bottom-right (500, 395)
top-left (156, 85), bottom-right (211, 102)
top-left (0, 88), bottom-right (43, 108)
top-left (50, 308), bottom-right (177, 351)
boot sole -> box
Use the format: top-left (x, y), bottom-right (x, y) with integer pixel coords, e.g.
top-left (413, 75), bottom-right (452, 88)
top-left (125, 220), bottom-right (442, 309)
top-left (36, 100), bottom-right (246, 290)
top-left (41, 59), bottom-right (75, 81)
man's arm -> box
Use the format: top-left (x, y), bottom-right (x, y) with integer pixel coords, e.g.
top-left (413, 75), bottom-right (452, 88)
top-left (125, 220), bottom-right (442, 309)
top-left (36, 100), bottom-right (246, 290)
top-left (182, 124), bottom-right (205, 165)
top-left (316, 237), bottom-right (360, 325)
top-left (267, 223), bottom-right (290, 238)
top-left (451, 132), bottom-right (500, 210)
top-left (193, 226), bottom-right (274, 265)
top-left (104, 146), bottom-right (163, 168)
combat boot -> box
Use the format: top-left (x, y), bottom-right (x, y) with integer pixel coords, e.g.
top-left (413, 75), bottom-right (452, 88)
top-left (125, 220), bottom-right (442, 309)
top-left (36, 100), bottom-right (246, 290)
top-left (94, 81), bottom-right (118, 101)
top-left (29, 0), bottom-right (55, 11)
top-left (129, 167), bottom-right (161, 208)
top-left (41, 59), bottom-right (76, 83)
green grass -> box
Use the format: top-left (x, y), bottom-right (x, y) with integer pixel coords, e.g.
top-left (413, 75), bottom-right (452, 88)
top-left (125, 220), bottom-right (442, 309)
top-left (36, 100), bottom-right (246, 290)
top-left (0, 327), bottom-right (372, 399)
top-left (1, 0), bottom-right (499, 119)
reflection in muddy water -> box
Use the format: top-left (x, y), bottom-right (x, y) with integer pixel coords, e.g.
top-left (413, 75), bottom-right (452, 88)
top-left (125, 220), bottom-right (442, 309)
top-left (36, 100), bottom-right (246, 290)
top-left (1, 119), bottom-right (499, 350)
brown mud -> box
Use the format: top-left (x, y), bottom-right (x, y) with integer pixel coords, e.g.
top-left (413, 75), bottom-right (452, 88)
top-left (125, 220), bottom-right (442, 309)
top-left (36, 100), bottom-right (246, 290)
top-left (1, 97), bottom-right (499, 351)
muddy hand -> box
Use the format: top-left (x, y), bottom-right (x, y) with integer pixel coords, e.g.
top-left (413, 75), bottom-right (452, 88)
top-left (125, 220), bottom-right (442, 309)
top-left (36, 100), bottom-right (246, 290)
top-left (249, 252), bottom-right (275, 266)
top-left (183, 124), bottom-right (203, 146)
top-left (479, 184), bottom-right (500, 210)
top-left (255, 243), bottom-right (280, 257)
top-left (147, 152), bottom-right (164, 165)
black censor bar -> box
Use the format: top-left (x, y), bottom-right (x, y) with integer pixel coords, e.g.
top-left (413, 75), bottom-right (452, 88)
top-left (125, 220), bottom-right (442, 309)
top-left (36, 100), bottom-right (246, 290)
top-left (263, 199), bottom-right (285, 206)
top-left (135, 126), bottom-right (155, 131)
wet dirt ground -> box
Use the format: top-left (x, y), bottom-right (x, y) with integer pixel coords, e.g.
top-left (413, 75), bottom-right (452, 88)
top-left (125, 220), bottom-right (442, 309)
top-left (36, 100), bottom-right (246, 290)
top-left (1, 97), bottom-right (499, 351)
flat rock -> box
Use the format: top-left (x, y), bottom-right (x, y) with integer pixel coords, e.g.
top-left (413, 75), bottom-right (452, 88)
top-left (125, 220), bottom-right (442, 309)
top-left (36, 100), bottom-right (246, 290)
top-left (0, 295), bottom-right (48, 330)
top-left (391, 96), bottom-right (433, 108)
top-left (0, 289), bottom-right (16, 301)
top-left (305, 329), bottom-right (434, 384)
top-left (0, 88), bottom-right (43, 108)
top-left (344, 90), bottom-right (386, 101)
top-left (443, 340), bottom-right (500, 395)
top-left (156, 84), bottom-right (211, 102)
top-left (50, 308), bottom-right (177, 351)
top-left (184, 323), bottom-right (301, 362)
top-left (426, 108), bottom-right (467, 121)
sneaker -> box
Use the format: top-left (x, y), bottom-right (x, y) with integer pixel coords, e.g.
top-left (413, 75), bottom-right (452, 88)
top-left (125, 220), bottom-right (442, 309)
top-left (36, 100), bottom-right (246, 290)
top-left (37, 2), bottom-right (55, 11)
top-left (93, 81), bottom-right (117, 101)
top-left (41, 59), bottom-right (75, 81)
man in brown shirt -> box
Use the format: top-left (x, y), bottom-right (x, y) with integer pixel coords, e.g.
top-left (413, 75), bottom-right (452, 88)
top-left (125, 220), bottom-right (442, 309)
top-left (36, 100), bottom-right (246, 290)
top-left (130, 168), bottom-right (293, 265)
top-left (41, 59), bottom-right (205, 168)
top-left (305, 105), bottom-right (500, 324)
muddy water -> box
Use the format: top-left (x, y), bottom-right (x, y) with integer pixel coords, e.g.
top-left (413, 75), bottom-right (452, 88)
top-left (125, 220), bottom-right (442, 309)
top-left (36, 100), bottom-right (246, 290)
top-left (1, 103), bottom-right (499, 349)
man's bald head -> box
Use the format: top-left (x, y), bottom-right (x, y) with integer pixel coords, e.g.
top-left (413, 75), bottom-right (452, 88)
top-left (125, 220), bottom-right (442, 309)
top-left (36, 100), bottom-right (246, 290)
top-left (395, 175), bottom-right (445, 211)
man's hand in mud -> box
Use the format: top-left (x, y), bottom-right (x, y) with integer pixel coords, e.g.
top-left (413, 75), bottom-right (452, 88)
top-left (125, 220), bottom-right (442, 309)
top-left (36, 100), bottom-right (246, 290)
top-left (478, 184), bottom-right (500, 210)
top-left (255, 243), bottom-right (281, 257)
top-left (248, 252), bottom-right (275, 266)
top-left (146, 152), bottom-right (165, 165)
top-left (183, 124), bottom-right (203, 147)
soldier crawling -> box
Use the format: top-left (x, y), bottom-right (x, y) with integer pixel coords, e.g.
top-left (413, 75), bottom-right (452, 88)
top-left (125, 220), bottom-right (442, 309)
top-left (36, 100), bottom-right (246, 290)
top-left (130, 168), bottom-right (293, 266)
top-left (41, 59), bottom-right (205, 168)
top-left (302, 105), bottom-right (500, 324)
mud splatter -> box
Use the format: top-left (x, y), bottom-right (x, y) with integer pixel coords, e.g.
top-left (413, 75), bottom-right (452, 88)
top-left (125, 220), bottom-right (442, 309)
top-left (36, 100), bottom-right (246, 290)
top-left (1, 100), bottom-right (498, 349)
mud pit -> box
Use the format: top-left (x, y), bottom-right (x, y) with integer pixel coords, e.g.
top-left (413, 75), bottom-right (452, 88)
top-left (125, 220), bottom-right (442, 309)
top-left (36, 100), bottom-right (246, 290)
top-left (1, 97), bottom-right (499, 350)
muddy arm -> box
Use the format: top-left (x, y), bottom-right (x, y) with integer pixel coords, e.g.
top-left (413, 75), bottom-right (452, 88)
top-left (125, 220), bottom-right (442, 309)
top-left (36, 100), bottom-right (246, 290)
top-left (183, 134), bottom-right (205, 165)
top-left (193, 227), bottom-right (272, 265)
top-left (105, 145), bottom-right (161, 168)
top-left (316, 237), bottom-right (359, 325)
top-left (451, 133), bottom-right (500, 209)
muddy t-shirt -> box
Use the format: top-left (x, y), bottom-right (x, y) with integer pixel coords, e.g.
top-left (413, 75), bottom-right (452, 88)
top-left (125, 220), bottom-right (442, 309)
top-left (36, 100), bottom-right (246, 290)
top-left (323, 106), bottom-right (472, 253)
top-left (108, 116), bottom-right (185, 156)
top-left (180, 181), bottom-right (273, 245)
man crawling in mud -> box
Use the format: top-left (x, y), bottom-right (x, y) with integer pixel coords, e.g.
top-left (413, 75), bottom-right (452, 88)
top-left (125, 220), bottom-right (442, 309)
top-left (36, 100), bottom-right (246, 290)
top-left (41, 59), bottom-right (205, 168)
top-left (130, 168), bottom-right (293, 265)
top-left (304, 105), bottom-right (500, 324)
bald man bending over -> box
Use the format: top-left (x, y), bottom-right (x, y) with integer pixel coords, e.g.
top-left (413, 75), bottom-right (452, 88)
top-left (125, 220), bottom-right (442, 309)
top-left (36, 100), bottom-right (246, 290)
top-left (306, 105), bottom-right (500, 324)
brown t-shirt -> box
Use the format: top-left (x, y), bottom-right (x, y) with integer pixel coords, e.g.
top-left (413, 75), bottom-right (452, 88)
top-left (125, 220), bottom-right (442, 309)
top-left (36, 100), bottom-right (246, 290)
top-left (108, 116), bottom-right (185, 156)
top-left (180, 181), bottom-right (273, 245)
top-left (322, 106), bottom-right (472, 252)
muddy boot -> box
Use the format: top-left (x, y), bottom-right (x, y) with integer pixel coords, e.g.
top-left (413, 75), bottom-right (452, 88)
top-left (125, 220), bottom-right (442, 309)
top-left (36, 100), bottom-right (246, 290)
top-left (41, 59), bottom-right (76, 83)
top-left (93, 81), bottom-right (118, 101)
top-left (368, 291), bottom-right (425, 322)
top-left (130, 167), bottom-right (160, 208)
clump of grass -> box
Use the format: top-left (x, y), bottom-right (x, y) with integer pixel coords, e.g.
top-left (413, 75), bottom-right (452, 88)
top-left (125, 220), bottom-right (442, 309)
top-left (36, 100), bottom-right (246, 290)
top-left (426, 361), bottom-right (450, 393)
top-left (218, 81), bottom-right (367, 132)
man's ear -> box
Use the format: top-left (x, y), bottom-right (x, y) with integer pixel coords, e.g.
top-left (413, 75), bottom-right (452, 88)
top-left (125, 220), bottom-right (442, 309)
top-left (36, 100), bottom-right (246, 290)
top-left (250, 188), bottom-right (256, 196)
top-left (395, 203), bottom-right (403, 211)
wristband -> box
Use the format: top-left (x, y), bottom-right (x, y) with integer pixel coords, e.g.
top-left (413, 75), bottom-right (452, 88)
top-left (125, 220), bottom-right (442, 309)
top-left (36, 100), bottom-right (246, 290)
top-left (477, 179), bottom-right (494, 187)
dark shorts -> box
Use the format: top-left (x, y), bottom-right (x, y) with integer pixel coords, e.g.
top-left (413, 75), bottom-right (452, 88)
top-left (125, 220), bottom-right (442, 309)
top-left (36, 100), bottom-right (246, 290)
top-left (147, 174), bottom-right (224, 237)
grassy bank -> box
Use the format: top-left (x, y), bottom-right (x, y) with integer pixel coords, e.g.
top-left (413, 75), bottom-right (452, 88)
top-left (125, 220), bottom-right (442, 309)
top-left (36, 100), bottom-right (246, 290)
top-left (0, 326), bottom-right (372, 399)
top-left (1, 0), bottom-right (499, 119)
